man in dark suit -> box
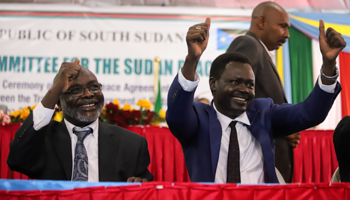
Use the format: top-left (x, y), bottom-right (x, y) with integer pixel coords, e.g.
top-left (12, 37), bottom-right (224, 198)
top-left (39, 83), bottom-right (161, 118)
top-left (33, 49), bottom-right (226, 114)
top-left (7, 60), bottom-right (153, 182)
top-left (166, 17), bottom-right (344, 183)
top-left (333, 116), bottom-right (350, 182)
top-left (226, 2), bottom-right (299, 183)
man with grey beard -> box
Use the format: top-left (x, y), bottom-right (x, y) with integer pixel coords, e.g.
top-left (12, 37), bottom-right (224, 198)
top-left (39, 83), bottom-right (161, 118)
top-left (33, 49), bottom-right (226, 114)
top-left (7, 60), bottom-right (153, 182)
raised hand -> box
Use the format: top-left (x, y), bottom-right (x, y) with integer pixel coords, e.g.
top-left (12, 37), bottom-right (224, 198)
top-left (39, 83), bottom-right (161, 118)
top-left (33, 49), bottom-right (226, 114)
top-left (52, 59), bottom-right (82, 94)
top-left (182, 18), bottom-right (211, 81)
top-left (319, 20), bottom-right (346, 84)
top-left (186, 18), bottom-right (211, 60)
top-left (41, 59), bottom-right (82, 109)
top-left (319, 19), bottom-right (346, 63)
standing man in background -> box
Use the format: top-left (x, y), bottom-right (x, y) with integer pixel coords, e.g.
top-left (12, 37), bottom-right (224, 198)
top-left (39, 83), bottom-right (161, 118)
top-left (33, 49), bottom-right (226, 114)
top-left (226, 1), bottom-right (300, 183)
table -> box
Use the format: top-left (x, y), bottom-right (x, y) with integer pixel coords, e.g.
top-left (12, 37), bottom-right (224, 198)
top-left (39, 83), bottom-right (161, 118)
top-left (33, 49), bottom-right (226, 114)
top-left (1, 180), bottom-right (350, 200)
top-left (0, 124), bottom-right (338, 183)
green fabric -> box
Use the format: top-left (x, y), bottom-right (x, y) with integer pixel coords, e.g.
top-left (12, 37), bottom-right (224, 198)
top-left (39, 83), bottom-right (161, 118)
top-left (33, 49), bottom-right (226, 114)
top-left (288, 26), bottom-right (314, 104)
top-left (154, 79), bottom-right (162, 114)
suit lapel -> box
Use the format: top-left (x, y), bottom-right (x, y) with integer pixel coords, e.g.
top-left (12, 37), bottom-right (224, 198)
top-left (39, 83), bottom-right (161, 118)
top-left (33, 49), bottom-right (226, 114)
top-left (246, 31), bottom-right (274, 62)
top-left (53, 120), bottom-right (72, 180)
top-left (247, 31), bottom-right (280, 74)
top-left (98, 122), bottom-right (118, 181)
top-left (207, 104), bottom-right (223, 179)
top-left (246, 108), bottom-right (279, 183)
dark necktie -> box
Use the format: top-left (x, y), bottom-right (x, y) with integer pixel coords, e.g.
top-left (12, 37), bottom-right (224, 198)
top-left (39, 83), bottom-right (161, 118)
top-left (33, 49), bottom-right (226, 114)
top-left (227, 121), bottom-right (241, 183)
top-left (72, 127), bottom-right (92, 181)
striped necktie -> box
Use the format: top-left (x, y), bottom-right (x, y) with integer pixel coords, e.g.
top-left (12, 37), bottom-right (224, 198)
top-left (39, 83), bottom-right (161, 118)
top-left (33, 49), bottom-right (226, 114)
top-left (72, 127), bottom-right (92, 181)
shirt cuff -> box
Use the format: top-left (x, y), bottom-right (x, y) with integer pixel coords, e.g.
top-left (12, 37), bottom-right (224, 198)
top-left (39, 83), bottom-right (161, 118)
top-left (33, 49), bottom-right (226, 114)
top-left (318, 75), bottom-right (337, 93)
top-left (178, 68), bottom-right (200, 92)
top-left (33, 102), bottom-right (55, 131)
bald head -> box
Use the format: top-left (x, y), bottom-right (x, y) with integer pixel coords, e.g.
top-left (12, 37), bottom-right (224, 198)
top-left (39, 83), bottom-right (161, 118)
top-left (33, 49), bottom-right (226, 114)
top-left (53, 65), bottom-right (96, 85)
top-left (79, 65), bottom-right (96, 79)
top-left (249, 1), bottom-right (290, 51)
top-left (251, 2), bottom-right (286, 21)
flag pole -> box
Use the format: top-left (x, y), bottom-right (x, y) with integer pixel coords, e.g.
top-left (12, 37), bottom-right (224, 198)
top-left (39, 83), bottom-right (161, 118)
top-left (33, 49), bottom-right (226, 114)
top-left (154, 57), bottom-right (160, 108)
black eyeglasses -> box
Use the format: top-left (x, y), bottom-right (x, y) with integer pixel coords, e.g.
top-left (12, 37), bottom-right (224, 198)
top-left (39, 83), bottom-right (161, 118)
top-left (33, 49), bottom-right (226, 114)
top-left (64, 83), bottom-right (102, 96)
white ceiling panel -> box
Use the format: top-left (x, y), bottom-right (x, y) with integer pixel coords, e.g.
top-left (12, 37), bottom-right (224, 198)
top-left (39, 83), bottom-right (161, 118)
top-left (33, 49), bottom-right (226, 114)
top-left (0, 0), bottom-right (349, 12)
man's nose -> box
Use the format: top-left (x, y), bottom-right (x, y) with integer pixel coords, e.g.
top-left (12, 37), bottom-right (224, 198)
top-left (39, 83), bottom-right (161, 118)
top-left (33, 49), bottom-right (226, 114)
top-left (284, 29), bottom-right (290, 38)
top-left (237, 83), bottom-right (250, 92)
top-left (81, 88), bottom-right (94, 97)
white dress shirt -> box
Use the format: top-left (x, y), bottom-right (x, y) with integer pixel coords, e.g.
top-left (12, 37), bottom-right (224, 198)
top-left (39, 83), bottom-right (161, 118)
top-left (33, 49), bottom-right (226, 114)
top-left (33, 102), bottom-right (99, 182)
top-left (213, 106), bottom-right (264, 183)
top-left (178, 68), bottom-right (336, 184)
top-left (258, 38), bottom-right (275, 61)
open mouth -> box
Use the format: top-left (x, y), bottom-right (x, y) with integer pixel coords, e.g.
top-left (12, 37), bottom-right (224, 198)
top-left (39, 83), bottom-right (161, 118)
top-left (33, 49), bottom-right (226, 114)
top-left (233, 96), bottom-right (248, 104)
top-left (79, 102), bottom-right (98, 111)
top-left (80, 103), bottom-right (96, 107)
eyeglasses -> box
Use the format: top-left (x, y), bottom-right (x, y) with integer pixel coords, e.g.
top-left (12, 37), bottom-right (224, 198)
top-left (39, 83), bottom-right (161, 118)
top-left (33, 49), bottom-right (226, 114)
top-left (64, 83), bottom-right (102, 96)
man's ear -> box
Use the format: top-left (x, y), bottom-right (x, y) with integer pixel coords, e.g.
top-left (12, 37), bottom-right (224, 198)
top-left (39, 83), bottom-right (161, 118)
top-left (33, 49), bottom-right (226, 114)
top-left (209, 77), bottom-right (216, 92)
top-left (257, 15), bottom-right (265, 30)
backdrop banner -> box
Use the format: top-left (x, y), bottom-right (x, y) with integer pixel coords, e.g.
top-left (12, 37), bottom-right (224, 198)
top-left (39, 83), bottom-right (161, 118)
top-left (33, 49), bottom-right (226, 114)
top-left (0, 6), bottom-right (250, 111)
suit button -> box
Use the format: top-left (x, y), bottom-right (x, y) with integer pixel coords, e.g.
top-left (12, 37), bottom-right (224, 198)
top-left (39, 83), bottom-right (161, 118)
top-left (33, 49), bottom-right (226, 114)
top-left (172, 90), bottom-right (178, 100)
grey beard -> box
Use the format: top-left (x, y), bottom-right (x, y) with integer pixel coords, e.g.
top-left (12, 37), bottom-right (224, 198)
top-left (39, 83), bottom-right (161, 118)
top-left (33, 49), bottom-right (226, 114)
top-left (60, 98), bottom-right (104, 123)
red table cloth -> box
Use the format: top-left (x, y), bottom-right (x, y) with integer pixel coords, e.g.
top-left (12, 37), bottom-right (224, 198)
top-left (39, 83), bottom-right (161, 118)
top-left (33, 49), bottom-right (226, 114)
top-left (1, 182), bottom-right (350, 200)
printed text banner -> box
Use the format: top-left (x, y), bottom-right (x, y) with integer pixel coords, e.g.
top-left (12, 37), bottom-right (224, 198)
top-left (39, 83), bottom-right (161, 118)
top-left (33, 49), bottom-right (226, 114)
top-left (0, 10), bottom-right (250, 111)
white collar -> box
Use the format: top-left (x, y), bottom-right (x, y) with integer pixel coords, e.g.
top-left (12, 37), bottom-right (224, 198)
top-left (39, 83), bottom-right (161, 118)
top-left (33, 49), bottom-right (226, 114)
top-left (258, 38), bottom-right (274, 60)
top-left (64, 118), bottom-right (99, 138)
top-left (213, 103), bottom-right (250, 131)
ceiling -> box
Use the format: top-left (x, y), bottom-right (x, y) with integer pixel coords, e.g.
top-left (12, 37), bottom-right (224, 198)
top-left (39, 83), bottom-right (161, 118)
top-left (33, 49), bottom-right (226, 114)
top-left (0, 0), bottom-right (350, 13)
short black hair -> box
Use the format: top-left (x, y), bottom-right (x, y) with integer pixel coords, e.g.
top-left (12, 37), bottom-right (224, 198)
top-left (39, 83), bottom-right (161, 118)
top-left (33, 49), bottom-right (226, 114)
top-left (209, 52), bottom-right (251, 80)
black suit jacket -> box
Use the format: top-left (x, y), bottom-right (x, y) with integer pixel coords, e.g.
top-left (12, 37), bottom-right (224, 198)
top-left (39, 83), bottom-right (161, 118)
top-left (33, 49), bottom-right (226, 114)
top-left (7, 113), bottom-right (153, 182)
top-left (226, 31), bottom-right (287, 103)
top-left (226, 31), bottom-right (292, 182)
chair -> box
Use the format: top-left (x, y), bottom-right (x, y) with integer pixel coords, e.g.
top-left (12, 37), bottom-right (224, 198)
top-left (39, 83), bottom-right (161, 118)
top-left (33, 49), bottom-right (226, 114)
top-left (330, 167), bottom-right (341, 183)
top-left (276, 167), bottom-right (286, 184)
top-left (0, 104), bottom-right (8, 113)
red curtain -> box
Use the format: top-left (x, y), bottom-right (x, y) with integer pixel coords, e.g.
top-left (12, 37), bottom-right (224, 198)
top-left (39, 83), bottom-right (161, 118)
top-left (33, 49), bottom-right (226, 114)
top-left (292, 130), bottom-right (338, 183)
top-left (0, 124), bottom-right (338, 183)
top-left (339, 52), bottom-right (350, 117)
top-left (0, 123), bottom-right (29, 180)
top-left (125, 126), bottom-right (190, 182)
top-left (0, 124), bottom-right (190, 182)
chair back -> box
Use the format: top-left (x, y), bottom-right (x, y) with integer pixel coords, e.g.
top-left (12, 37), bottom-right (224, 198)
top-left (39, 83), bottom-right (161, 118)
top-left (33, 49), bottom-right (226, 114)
top-left (0, 104), bottom-right (8, 113)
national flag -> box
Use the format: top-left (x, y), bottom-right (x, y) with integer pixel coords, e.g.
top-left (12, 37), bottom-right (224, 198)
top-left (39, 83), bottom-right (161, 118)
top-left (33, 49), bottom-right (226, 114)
top-left (154, 57), bottom-right (162, 114)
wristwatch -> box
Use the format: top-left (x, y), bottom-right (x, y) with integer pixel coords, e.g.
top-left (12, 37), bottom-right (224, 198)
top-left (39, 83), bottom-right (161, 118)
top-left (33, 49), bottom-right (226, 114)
top-left (320, 67), bottom-right (339, 82)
